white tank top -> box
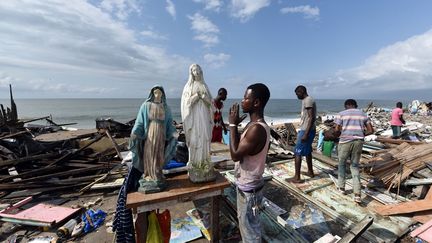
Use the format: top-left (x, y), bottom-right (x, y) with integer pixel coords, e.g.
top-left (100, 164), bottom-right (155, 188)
top-left (235, 121), bottom-right (270, 191)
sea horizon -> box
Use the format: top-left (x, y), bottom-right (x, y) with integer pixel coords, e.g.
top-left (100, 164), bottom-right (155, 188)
top-left (0, 98), bottom-right (413, 129)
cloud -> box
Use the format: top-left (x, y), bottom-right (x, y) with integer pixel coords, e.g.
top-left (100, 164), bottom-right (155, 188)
top-left (0, 72), bottom-right (112, 96)
top-left (140, 29), bottom-right (168, 40)
top-left (204, 53), bottom-right (231, 68)
top-left (165, 0), bottom-right (176, 19)
top-left (311, 29), bottom-right (432, 98)
top-left (193, 0), bottom-right (223, 12)
top-left (230, 0), bottom-right (271, 23)
top-left (100, 0), bottom-right (141, 20)
top-left (280, 5), bottom-right (320, 20)
top-left (188, 13), bottom-right (220, 47)
top-left (0, 0), bottom-right (191, 98)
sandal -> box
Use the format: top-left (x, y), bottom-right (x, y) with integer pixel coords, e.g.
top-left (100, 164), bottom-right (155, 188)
top-left (354, 195), bottom-right (361, 203)
top-left (338, 187), bottom-right (346, 195)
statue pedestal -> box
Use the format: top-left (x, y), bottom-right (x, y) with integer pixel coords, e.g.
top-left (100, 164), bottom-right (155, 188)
top-left (188, 164), bottom-right (216, 183)
top-left (138, 178), bottom-right (167, 194)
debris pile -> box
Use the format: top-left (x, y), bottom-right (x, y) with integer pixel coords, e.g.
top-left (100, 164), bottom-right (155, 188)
top-left (365, 142), bottom-right (432, 189)
top-left (0, 86), bottom-right (130, 242)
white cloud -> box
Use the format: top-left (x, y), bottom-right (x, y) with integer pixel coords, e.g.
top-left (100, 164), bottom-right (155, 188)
top-left (204, 53), bottom-right (231, 68)
top-left (0, 72), bottom-right (111, 96)
top-left (0, 0), bottom-right (191, 98)
top-left (100, 0), bottom-right (140, 20)
top-left (165, 0), bottom-right (176, 19)
top-left (230, 0), bottom-right (271, 23)
top-left (193, 0), bottom-right (223, 12)
top-left (140, 29), bottom-right (168, 40)
top-left (311, 29), bottom-right (432, 98)
top-left (188, 13), bottom-right (220, 47)
top-left (280, 5), bottom-right (320, 20)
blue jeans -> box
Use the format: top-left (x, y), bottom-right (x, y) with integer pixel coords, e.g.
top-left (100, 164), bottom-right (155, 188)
top-left (337, 140), bottom-right (363, 195)
top-left (237, 188), bottom-right (263, 243)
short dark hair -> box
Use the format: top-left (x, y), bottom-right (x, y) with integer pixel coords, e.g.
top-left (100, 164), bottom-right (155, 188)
top-left (344, 99), bottom-right (358, 108)
top-left (247, 83), bottom-right (270, 107)
top-left (295, 85), bottom-right (307, 93)
top-left (396, 102), bottom-right (403, 108)
top-left (218, 88), bottom-right (227, 94)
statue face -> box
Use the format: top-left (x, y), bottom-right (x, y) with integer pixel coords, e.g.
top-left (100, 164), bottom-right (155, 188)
top-left (153, 88), bottom-right (163, 102)
top-left (191, 65), bottom-right (201, 79)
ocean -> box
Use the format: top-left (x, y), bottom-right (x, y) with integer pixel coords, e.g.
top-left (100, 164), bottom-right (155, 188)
top-left (0, 98), bottom-right (406, 129)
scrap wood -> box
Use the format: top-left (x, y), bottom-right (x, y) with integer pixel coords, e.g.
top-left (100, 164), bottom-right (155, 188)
top-left (0, 165), bottom-right (59, 183)
top-left (105, 130), bottom-right (123, 160)
top-left (45, 133), bottom-right (105, 167)
top-left (410, 218), bottom-right (432, 242)
top-left (375, 199), bottom-right (432, 216)
top-left (0, 152), bottom-right (59, 167)
top-left (413, 187), bottom-right (432, 223)
top-left (0, 196), bottom-right (32, 214)
top-left (339, 215), bottom-right (374, 243)
top-left (280, 144), bottom-right (338, 167)
top-left (0, 203), bottom-right (81, 227)
top-left (404, 178), bottom-right (432, 186)
top-left (79, 163), bottom-right (123, 193)
top-left (366, 142), bottom-right (432, 188)
top-left (0, 130), bottom-right (29, 140)
top-left (9, 165), bottom-right (107, 185)
top-left (376, 136), bottom-right (424, 145)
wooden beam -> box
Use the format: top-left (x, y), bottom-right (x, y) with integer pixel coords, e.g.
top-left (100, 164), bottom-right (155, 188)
top-left (376, 199), bottom-right (432, 216)
top-left (376, 137), bottom-right (424, 145)
top-left (339, 215), bottom-right (374, 243)
top-left (105, 130), bottom-right (123, 160)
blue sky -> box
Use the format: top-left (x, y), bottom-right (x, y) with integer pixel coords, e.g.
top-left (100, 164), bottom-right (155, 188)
top-left (1, 0), bottom-right (432, 99)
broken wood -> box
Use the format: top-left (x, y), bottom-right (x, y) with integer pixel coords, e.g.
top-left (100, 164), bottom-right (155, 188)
top-left (339, 215), bottom-right (374, 243)
top-left (0, 152), bottom-right (59, 167)
top-left (376, 136), bottom-right (424, 145)
top-left (376, 199), bottom-right (432, 216)
top-left (105, 130), bottom-right (123, 160)
top-left (45, 133), bottom-right (105, 167)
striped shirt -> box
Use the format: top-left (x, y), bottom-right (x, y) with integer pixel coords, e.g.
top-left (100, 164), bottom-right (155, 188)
top-left (335, 108), bottom-right (371, 143)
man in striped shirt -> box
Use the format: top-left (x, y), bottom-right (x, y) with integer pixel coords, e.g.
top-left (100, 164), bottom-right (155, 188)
top-left (334, 99), bottom-right (374, 203)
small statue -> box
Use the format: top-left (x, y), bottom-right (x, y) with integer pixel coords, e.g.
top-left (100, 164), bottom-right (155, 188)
top-left (181, 64), bottom-right (216, 183)
top-left (130, 86), bottom-right (176, 193)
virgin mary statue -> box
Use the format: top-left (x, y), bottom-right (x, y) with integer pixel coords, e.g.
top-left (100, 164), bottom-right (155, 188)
top-left (181, 64), bottom-right (216, 183)
top-left (130, 85), bottom-right (176, 193)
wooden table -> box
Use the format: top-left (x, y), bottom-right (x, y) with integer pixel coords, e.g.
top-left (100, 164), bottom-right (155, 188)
top-left (127, 172), bottom-right (230, 243)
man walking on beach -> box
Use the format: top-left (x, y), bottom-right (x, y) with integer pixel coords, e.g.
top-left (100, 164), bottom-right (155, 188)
top-left (335, 99), bottom-right (374, 203)
top-left (212, 88), bottom-right (228, 142)
top-left (229, 83), bottom-right (270, 243)
top-left (287, 85), bottom-right (316, 183)
top-left (390, 102), bottom-right (405, 138)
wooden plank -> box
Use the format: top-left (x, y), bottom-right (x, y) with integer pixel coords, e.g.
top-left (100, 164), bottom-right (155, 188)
top-left (339, 215), bottom-right (374, 243)
top-left (376, 137), bottom-right (424, 145)
top-left (410, 218), bottom-right (432, 239)
top-left (413, 210), bottom-right (432, 224)
top-left (376, 199), bottom-right (432, 216)
top-left (0, 203), bottom-right (80, 226)
top-left (0, 152), bottom-right (59, 167)
top-left (413, 187), bottom-right (432, 223)
top-left (34, 128), bottom-right (98, 142)
top-left (282, 144), bottom-right (338, 167)
top-left (105, 130), bottom-right (123, 160)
